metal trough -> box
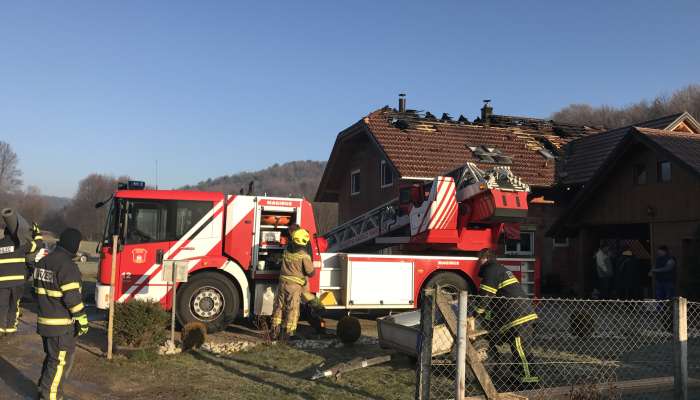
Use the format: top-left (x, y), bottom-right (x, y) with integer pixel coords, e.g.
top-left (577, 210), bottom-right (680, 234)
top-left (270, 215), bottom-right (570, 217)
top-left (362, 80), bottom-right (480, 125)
top-left (376, 310), bottom-right (454, 357)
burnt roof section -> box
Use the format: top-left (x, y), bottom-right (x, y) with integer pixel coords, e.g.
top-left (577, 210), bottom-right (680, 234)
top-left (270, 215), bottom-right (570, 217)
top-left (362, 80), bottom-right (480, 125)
top-left (549, 127), bottom-right (700, 236)
top-left (561, 111), bottom-right (700, 185)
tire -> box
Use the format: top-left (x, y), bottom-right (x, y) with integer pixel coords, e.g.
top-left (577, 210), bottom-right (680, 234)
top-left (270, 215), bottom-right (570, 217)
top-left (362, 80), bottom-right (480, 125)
top-left (176, 272), bottom-right (240, 333)
top-left (423, 271), bottom-right (470, 295)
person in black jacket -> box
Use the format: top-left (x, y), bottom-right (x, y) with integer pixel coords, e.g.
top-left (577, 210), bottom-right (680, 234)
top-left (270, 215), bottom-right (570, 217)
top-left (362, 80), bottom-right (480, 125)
top-left (33, 228), bottom-right (89, 400)
top-left (475, 248), bottom-right (539, 386)
top-left (0, 210), bottom-right (36, 336)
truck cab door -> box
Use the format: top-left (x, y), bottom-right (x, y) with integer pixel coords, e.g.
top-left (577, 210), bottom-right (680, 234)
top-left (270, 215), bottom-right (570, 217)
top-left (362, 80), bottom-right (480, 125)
top-left (118, 199), bottom-right (174, 303)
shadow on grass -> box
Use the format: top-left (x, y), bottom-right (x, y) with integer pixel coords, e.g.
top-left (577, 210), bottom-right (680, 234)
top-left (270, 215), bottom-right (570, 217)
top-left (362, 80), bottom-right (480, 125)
top-left (194, 346), bottom-right (402, 399)
top-left (192, 348), bottom-right (388, 399)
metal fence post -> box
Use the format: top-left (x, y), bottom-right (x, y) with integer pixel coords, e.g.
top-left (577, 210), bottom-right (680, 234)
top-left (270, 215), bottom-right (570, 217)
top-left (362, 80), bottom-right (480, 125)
top-left (674, 296), bottom-right (688, 400)
top-left (416, 288), bottom-right (435, 400)
top-left (456, 291), bottom-right (468, 400)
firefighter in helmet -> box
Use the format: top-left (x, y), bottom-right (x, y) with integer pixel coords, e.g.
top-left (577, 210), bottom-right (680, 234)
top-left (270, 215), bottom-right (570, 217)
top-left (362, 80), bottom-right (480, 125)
top-left (34, 228), bottom-right (89, 400)
top-left (271, 228), bottom-right (315, 340)
top-left (474, 248), bottom-right (539, 387)
top-left (0, 209), bottom-right (37, 337)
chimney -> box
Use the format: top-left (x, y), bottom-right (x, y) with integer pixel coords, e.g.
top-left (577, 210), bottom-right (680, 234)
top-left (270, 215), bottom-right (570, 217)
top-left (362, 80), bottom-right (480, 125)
top-left (481, 99), bottom-right (493, 127)
top-left (398, 93), bottom-right (406, 113)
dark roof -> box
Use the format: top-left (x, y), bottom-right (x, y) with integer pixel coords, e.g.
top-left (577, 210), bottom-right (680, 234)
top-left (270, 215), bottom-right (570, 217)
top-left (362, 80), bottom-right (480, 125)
top-left (635, 113), bottom-right (685, 130)
top-left (561, 112), bottom-right (700, 185)
top-left (549, 127), bottom-right (700, 236)
top-left (635, 127), bottom-right (700, 174)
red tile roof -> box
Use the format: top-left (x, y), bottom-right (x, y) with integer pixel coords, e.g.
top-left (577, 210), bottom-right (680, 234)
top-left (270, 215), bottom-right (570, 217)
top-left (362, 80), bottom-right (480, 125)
top-left (364, 108), bottom-right (558, 187)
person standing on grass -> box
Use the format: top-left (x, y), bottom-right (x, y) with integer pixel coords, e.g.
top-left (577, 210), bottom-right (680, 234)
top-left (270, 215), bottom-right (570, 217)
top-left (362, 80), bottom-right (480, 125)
top-left (271, 228), bottom-right (315, 340)
top-left (0, 209), bottom-right (37, 337)
top-left (34, 228), bottom-right (89, 400)
top-left (617, 249), bottom-right (641, 300)
top-left (474, 248), bottom-right (539, 387)
top-left (650, 245), bottom-right (676, 301)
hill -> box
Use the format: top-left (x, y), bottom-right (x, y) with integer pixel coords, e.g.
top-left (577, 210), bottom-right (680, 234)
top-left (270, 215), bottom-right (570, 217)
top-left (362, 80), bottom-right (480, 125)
top-left (182, 160), bottom-right (327, 199)
top-left (181, 160), bottom-right (337, 232)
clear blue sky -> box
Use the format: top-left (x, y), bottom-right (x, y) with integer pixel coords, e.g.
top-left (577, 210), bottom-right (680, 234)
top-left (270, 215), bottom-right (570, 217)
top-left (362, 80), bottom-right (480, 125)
top-left (1, 1), bottom-right (698, 197)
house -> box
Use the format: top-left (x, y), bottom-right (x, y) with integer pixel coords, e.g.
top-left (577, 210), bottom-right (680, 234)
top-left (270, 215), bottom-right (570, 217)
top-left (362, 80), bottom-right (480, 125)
top-left (315, 96), bottom-right (599, 261)
top-left (549, 125), bottom-right (700, 299)
top-left (315, 95), bottom-right (700, 297)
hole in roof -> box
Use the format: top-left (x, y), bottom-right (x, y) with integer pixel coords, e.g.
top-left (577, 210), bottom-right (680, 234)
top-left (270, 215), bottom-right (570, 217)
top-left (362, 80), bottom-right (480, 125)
top-left (469, 145), bottom-right (513, 165)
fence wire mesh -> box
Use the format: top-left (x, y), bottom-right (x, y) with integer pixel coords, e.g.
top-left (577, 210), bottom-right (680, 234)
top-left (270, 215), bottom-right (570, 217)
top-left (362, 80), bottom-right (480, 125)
top-left (689, 301), bottom-right (700, 385)
top-left (417, 291), bottom-right (696, 400)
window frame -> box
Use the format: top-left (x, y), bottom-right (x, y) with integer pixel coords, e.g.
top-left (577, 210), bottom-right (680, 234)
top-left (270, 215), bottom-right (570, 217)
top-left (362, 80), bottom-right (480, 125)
top-left (380, 160), bottom-right (393, 189)
top-left (504, 231), bottom-right (535, 256)
top-left (657, 160), bottom-right (672, 183)
top-left (633, 163), bottom-right (647, 185)
top-left (124, 199), bottom-right (170, 245)
top-left (350, 169), bottom-right (361, 196)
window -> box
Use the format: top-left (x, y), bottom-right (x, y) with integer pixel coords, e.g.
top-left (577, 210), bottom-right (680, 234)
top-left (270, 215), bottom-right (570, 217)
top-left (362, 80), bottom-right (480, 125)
top-left (657, 161), bottom-right (671, 183)
top-left (469, 145), bottom-right (513, 165)
top-left (126, 200), bottom-right (169, 244)
top-left (633, 164), bottom-right (647, 185)
top-left (380, 160), bottom-right (393, 188)
top-left (553, 237), bottom-right (569, 248)
top-left (174, 201), bottom-right (213, 239)
top-left (351, 170), bottom-right (361, 195)
top-left (505, 231), bottom-right (535, 255)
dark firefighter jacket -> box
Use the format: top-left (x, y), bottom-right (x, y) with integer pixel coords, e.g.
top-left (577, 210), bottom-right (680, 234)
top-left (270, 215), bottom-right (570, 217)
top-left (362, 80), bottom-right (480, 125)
top-left (476, 260), bottom-right (538, 333)
top-left (25, 223), bottom-right (45, 270)
top-left (0, 234), bottom-right (33, 289)
top-left (33, 246), bottom-right (86, 336)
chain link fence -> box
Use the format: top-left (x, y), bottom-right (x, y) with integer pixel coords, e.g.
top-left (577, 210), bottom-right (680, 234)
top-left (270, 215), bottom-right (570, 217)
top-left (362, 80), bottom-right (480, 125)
top-left (417, 291), bottom-right (697, 400)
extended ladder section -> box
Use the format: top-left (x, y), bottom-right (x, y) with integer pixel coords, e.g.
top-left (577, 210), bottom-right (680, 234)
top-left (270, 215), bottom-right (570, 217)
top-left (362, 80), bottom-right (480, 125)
top-left (323, 199), bottom-right (409, 253)
top-left (323, 162), bottom-right (531, 253)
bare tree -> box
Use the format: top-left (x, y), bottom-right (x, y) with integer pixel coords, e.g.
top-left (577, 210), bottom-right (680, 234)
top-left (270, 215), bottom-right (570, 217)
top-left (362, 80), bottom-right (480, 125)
top-left (17, 185), bottom-right (47, 224)
top-left (552, 84), bottom-right (700, 128)
top-left (0, 141), bottom-right (22, 197)
top-left (64, 174), bottom-right (122, 240)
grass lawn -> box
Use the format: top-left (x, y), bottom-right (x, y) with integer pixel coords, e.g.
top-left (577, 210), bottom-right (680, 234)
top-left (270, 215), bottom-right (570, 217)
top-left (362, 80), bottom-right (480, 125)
top-left (77, 343), bottom-right (416, 400)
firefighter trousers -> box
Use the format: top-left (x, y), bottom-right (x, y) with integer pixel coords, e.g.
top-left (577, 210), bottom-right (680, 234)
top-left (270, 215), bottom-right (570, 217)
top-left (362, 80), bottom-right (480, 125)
top-left (489, 323), bottom-right (539, 384)
top-left (38, 333), bottom-right (76, 400)
top-left (0, 285), bottom-right (23, 333)
top-left (271, 280), bottom-right (302, 335)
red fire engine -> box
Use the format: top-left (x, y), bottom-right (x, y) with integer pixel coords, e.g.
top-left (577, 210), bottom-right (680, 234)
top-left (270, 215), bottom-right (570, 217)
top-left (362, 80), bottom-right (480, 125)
top-left (94, 163), bottom-right (539, 332)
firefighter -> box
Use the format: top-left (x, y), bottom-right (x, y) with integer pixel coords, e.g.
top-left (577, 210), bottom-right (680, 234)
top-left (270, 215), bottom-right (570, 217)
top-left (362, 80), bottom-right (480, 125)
top-left (34, 228), bottom-right (89, 400)
top-left (26, 222), bottom-right (46, 274)
top-left (271, 228), bottom-right (315, 340)
top-left (474, 248), bottom-right (539, 387)
top-left (0, 210), bottom-right (36, 336)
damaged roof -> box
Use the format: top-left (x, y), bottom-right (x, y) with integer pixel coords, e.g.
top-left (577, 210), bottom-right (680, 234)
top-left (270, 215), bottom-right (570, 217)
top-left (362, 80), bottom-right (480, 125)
top-left (315, 106), bottom-right (594, 201)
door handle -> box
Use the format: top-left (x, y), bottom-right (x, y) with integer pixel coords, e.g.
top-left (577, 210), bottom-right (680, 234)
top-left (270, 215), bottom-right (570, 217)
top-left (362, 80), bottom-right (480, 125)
top-left (156, 249), bottom-right (164, 264)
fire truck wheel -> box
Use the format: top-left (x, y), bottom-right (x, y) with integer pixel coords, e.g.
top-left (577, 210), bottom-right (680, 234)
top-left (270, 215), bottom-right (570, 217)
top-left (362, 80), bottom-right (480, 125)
top-left (177, 273), bottom-right (239, 333)
top-left (424, 272), bottom-right (470, 295)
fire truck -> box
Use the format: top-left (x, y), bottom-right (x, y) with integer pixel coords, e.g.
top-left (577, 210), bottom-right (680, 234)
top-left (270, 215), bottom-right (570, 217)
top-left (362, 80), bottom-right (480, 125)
top-left (94, 162), bottom-right (539, 332)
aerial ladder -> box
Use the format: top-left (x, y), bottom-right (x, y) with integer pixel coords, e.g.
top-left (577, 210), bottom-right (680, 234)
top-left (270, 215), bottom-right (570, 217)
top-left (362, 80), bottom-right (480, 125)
top-left (322, 162), bottom-right (530, 253)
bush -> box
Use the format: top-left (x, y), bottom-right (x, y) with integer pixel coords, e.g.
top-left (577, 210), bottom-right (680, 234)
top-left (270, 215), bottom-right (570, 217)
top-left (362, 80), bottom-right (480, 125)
top-left (114, 300), bottom-right (169, 348)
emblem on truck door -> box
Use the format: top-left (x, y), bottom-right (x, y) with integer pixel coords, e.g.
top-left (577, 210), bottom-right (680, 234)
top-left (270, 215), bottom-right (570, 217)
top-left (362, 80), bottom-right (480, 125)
top-left (132, 248), bottom-right (148, 264)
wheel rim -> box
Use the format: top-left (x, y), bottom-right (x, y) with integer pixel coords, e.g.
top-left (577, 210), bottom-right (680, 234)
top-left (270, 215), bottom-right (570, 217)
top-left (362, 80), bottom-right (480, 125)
top-left (190, 286), bottom-right (225, 321)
